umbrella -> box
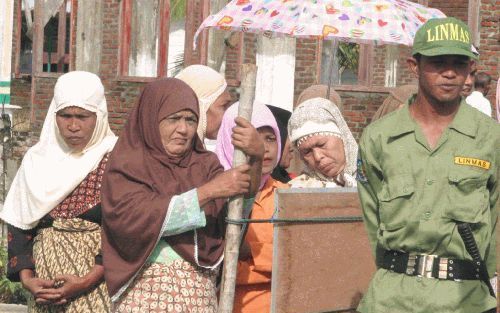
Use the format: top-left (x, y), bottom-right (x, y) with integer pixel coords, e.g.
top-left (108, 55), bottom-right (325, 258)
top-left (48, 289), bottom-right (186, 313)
top-left (194, 0), bottom-right (446, 46)
top-left (195, 2), bottom-right (446, 312)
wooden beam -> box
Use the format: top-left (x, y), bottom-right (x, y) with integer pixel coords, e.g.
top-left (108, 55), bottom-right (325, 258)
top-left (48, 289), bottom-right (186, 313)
top-left (119, 0), bottom-right (132, 76)
top-left (157, 0), bottom-right (170, 77)
top-left (357, 44), bottom-right (373, 87)
top-left (30, 0), bottom-right (44, 127)
top-left (315, 40), bottom-right (322, 84)
top-left (69, 0), bottom-right (77, 71)
top-left (198, 0), bottom-right (210, 65)
top-left (183, 0), bottom-right (195, 67)
top-left (56, 0), bottom-right (67, 72)
top-left (33, 0), bottom-right (44, 74)
top-left (468, 0), bottom-right (480, 47)
top-left (14, 0), bottom-right (22, 76)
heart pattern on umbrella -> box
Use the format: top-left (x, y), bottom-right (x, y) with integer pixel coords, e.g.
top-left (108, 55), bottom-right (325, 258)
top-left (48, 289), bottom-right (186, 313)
top-left (194, 0), bottom-right (446, 47)
top-left (378, 19), bottom-right (388, 27)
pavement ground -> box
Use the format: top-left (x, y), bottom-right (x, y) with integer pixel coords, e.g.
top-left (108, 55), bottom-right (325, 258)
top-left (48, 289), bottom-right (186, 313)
top-left (0, 304), bottom-right (27, 312)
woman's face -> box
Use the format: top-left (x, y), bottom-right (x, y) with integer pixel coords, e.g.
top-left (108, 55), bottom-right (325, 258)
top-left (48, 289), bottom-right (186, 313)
top-left (279, 138), bottom-right (293, 169)
top-left (159, 109), bottom-right (198, 158)
top-left (56, 106), bottom-right (97, 152)
top-left (298, 135), bottom-right (346, 178)
top-left (206, 90), bottom-right (233, 139)
top-left (258, 126), bottom-right (279, 176)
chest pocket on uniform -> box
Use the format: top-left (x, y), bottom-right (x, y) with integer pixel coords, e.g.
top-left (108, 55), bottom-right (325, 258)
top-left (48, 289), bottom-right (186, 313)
top-left (445, 167), bottom-right (489, 224)
top-left (378, 174), bottom-right (415, 230)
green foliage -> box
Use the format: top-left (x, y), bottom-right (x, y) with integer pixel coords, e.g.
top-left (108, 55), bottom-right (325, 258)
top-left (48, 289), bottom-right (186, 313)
top-left (169, 53), bottom-right (185, 77)
top-left (0, 243), bottom-right (28, 304)
top-left (171, 0), bottom-right (187, 21)
top-left (337, 42), bottom-right (359, 73)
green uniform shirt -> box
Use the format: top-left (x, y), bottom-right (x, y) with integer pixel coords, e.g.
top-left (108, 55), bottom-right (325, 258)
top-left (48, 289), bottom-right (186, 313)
top-left (357, 97), bottom-right (499, 313)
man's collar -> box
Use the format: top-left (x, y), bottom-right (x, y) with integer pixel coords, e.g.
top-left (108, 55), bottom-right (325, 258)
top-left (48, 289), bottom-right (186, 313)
top-left (388, 94), bottom-right (477, 139)
top-left (387, 94), bottom-right (417, 138)
top-left (448, 98), bottom-right (478, 137)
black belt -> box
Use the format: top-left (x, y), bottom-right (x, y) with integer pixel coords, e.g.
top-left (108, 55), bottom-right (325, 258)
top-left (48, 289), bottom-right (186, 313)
top-left (379, 250), bottom-right (483, 281)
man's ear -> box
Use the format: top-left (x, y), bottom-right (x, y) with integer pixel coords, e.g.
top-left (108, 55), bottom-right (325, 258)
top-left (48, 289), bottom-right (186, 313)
top-left (407, 57), bottom-right (419, 78)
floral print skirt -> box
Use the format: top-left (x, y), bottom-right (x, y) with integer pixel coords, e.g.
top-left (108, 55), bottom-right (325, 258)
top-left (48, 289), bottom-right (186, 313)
top-left (115, 260), bottom-right (218, 313)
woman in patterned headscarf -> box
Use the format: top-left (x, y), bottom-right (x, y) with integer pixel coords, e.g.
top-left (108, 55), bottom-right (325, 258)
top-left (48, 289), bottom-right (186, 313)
top-left (1, 71), bottom-right (117, 312)
top-left (288, 97), bottom-right (358, 188)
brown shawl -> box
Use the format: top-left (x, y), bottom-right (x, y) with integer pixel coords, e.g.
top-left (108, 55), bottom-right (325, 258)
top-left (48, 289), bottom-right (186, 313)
top-left (371, 84), bottom-right (417, 122)
top-left (101, 78), bottom-right (225, 299)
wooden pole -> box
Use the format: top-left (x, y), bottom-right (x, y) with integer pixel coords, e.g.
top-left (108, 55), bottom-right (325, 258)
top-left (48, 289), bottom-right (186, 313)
top-left (218, 64), bottom-right (257, 313)
top-left (326, 39), bottom-right (339, 101)
top-left (33, 0), bottom-right (44, 74)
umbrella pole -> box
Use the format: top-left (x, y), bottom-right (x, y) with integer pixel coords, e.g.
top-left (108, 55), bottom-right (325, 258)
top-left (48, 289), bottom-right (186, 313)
top-left (325, 39), bottom-right (339, 105)
top-left (218, 64), bottom-right (257, 313)
top-left (327, 46), bottom-right (333, 101)
top-left (326, 39), bottom-right (339, 101)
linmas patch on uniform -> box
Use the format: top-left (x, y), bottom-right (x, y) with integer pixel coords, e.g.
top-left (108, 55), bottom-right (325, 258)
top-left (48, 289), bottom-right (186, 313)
top-left (454, 156), bottom-right (490, 170)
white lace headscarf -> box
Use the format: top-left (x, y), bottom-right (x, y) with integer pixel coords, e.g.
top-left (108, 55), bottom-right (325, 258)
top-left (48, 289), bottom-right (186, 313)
top-left (288, 97), bottom-right (358, 185)
top-left (175, 65), bottom-right (227, 141)
top-left (0, 71), bottom-right (117, 229)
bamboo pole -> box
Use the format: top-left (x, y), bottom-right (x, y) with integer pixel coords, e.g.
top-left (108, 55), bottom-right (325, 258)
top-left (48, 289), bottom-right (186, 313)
top-left (218, 64), bottom-right (257, 313)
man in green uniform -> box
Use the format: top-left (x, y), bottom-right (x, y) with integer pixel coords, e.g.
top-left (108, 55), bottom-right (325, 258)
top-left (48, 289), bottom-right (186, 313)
top-left (357, 17), bottom-right (498, 313)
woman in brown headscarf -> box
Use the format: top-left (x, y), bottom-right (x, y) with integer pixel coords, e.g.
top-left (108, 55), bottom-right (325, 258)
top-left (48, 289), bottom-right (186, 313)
top-left (101, 78), bottom-right (260, 312)
top-left (295, 84), bottom-right (342, 110)
top-left (371, 85), bottom-right (417, 122)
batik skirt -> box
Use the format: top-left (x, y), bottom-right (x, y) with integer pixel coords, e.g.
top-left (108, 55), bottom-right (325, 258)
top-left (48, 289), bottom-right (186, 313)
top-left (115, 259), bottom-right (218, 313)
top-left (30, 218), bottom-right (110, 313)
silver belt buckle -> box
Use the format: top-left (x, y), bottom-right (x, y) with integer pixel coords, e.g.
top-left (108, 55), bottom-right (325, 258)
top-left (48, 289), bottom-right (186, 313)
top-left (438, 258), bottom-right (449, 279)
top-left (417, 254), bottom-right (437, 278)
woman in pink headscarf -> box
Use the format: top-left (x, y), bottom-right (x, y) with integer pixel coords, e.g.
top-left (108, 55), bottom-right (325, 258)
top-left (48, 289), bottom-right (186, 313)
top-left (216, 102), bottom-right (288, 313)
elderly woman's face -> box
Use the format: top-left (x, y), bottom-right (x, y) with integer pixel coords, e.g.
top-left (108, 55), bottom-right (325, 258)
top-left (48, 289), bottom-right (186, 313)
top-left (56, 106), bottom-right (97, 152)
top-left (279, 138), bottom-right (293, 169)
top-left (159, 109), bottom-right (198, 158)
top-left (258, 126), bottom-right (279, 176)
top-left (206, 90), bottom-right (233, 139)
top-left (298, 135), bottom-right (346, 178)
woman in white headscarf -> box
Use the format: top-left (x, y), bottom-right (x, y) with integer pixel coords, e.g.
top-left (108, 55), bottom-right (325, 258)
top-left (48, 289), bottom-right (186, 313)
top-left (1, 71), bottom-right (116, 312)
top-left (176, 65), bottom-right (233, 145)
top-left (288, 97), bottom-right (358, 188)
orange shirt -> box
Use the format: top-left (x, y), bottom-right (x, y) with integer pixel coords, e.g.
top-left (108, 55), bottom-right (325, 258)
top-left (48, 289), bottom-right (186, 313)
top-left (234, 177), bottom-right (288, 313)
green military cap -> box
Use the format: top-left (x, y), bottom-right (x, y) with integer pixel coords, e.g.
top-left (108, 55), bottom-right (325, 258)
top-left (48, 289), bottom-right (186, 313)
top-left (412, 17), bottom-right (478, 60)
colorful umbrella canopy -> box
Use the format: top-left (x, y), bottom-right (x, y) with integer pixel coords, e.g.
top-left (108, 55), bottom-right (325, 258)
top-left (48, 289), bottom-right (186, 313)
top-left (195, 0), bottom-right (446, 46)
